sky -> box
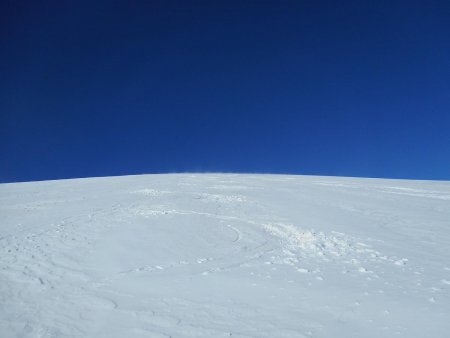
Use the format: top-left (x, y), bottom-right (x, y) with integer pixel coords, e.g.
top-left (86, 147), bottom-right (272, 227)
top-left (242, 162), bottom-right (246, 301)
top-left (1, 0), bottom-right (450, 183)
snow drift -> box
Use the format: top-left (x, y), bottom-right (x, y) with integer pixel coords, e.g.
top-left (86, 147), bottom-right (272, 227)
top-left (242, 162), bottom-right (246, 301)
top-left (1, 174), bottom-right (449, 337)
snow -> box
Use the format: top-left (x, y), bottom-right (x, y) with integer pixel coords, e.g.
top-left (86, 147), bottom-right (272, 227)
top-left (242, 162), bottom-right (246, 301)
top-left (1, 173), bottom-right (450, 337)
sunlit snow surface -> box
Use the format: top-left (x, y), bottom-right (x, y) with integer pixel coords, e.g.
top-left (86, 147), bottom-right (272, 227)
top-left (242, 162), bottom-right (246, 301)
top-left (1, 174), bottom-right (450, 337)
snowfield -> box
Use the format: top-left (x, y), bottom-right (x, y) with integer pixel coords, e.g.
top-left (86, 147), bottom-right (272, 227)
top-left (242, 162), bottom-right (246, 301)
top-left (1, 173), bottom-right (450, 337)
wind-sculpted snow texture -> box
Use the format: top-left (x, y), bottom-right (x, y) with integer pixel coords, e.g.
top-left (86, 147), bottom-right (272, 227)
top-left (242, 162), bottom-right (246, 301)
top-left (1, 174), bottom-right (450, 337)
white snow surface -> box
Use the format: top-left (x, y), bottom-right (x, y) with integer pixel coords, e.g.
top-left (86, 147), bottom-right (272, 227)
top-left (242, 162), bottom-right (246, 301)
top-left (1, 173), bottom-right (450, 337)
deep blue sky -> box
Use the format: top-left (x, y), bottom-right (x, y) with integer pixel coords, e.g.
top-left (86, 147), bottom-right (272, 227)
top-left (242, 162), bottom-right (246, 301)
top-left (1, 1), bottom-right (450, 182)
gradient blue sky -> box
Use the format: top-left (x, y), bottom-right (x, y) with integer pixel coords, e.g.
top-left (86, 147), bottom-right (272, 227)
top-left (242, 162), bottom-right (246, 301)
top-left (1, 1), bottom-right (450, 183)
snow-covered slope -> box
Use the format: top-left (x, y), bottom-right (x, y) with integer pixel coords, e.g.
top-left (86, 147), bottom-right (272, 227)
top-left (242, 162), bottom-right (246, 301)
top-left (1, 174), bottom-right (450, 337)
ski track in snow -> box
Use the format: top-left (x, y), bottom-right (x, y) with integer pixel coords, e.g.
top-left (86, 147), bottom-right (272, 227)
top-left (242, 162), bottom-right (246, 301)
top-left (1, 174), bottom-right (450, 337)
